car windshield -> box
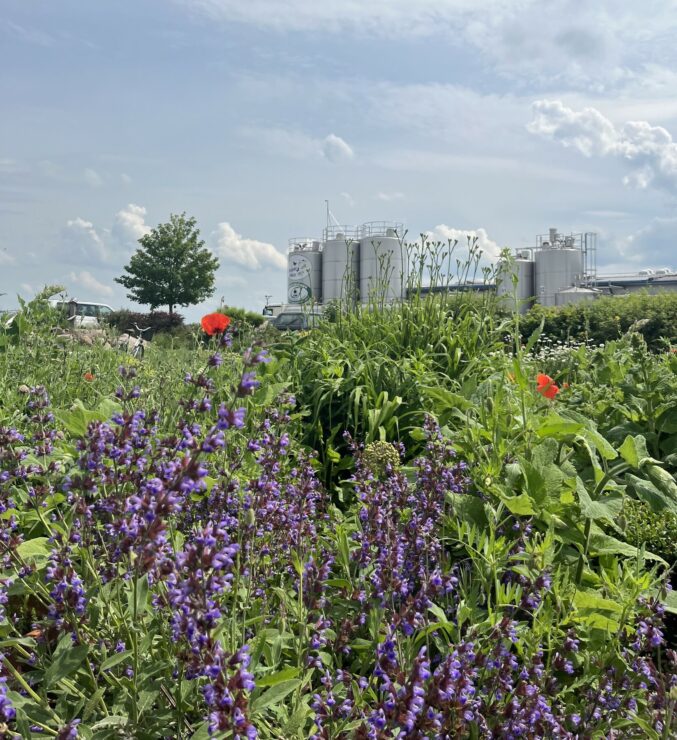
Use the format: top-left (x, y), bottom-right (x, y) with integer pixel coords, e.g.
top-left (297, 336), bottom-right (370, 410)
top-left (275, 314), bottom-right (305, 329)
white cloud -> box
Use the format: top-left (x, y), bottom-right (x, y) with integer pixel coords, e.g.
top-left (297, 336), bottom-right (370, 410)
top-left (376, 191), bottom-right (405, 202)
top-left (211, 222), bottom-right (286, 270)
top-left (528, 99), bottom-right (677, 193)
top-left (120, 173), bottom-right (132, 185)
top-left (177, 1), bottom-right (677, 91)
top-left (112, 203), bottom-right (150, 247)
top-left (321, 134), bottom-right (353, 162)
top-left (429, 225), bottom-right (502, 261)
top-left (69, 270), bottom-right (114, 297)
top-left (240, 127), bottom-right (354, 163)
top-left (340, 192), bottom-right (355, 207)
top-left (84, 168), bottom-right (103, 188)
top-left (61, 217), bottom-right (108, 264)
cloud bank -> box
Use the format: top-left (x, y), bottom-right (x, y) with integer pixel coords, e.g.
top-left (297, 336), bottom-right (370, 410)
top-left (528, 99), bottom-right (677, 193)
top-left (210, 222), bottom-right (286, 270)
top-left (430, 225), bottom-right (502, 261)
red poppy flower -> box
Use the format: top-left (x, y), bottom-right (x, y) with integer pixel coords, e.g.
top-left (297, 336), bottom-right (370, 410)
top-left (536, 373), bottom-right (559, 399)
top-left (83, 372), bottom-right (95, 382)
top-left (201, 313), bottom-right (231, 336)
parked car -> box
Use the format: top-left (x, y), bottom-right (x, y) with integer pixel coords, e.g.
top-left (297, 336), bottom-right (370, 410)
top-left (270, 310), bottom-right (323, 331)
top-left (48, 299), bottom-right (114, 328)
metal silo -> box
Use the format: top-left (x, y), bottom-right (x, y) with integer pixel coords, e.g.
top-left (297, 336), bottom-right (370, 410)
top-left (496, 251), bottom-right (535, 314)
top-left (359, 222), bottom-right (406, 304)
top-left (287, 238), bottom-right (323, 305)
top-left (535, 247), bottom-right (583, 307)
top-left (322, 227), bottom-right (360, 304)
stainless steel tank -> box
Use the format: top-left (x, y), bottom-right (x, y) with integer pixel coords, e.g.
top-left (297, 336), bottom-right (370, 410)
top-left (535, 247), bottom-right (583, 307)
top-left (287, 239), bottom-right (323, 305)
top-left (496, 256), bottom-right (535, 314)
top-left (359, 223), bottom-right (406, 303)
top-left (555, 286), bottom-right (598, 306)
top-left (322, 231), bottom-right (360, 304)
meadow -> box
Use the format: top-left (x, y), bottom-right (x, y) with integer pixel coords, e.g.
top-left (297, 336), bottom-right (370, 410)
top-left (0, 283), bottom-right (676, 739)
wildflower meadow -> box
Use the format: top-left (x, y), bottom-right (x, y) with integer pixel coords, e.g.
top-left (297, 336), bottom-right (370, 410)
top-left (1, 283), bottom-right (676, 739)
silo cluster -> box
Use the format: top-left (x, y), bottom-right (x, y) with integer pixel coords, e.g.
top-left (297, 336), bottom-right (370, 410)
top-left (497, 227), bottom-right (595, 313)
top-left (287, 222), bottom-right (406, 306)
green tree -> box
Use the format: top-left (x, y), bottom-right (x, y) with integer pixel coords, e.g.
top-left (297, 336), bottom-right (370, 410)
top-left (115, 213), bottom-right (219, 315)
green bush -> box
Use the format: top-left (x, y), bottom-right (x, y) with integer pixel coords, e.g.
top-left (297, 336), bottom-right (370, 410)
top-left (216, 304), bottom-right (266, 328)
top-left (621, 498), bottom-right (677, 563)
top-left (520, 292), bottom-right (677, 350)
top-left (105, 309), bottom-right (184, 337)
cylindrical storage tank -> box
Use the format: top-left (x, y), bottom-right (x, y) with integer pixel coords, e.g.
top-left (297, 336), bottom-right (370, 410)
top-left (496, 258), bottom-right (535, 314)
top-left (534, 248), bottom-right (583, 307)
top-left (359, 226), bottom-right (406, 304)
top-left (555, 286), bottom-right (597, 306)
top-left (322, 234), bottom-right (360, 304)
top-left (287, 243), bottom-right (322, 305)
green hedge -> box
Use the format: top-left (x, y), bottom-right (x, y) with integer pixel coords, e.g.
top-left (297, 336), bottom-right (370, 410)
top-left (216, 305), bottom-right (266, 328)
top-left (520, 292), bottom-right (677, 349)
top-left (104, 310), bottom-right (184, 337)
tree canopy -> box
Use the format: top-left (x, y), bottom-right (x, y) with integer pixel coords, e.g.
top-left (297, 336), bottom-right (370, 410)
top-left (115, 213), bottom-right (219, 315)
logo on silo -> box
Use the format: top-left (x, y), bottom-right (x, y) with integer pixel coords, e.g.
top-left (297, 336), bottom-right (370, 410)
top-left (288, 255), bottom-right (312, 303)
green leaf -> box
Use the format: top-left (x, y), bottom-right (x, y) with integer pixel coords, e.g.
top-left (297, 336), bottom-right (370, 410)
top-left (99, 650), bottom-right (133, 673)
top-left (256, 666), bottom-right (301, 688)
top-left (588, 529), bottom-right (666, 564)
top-left (16, 537), bottom-right (51, 562)
top-left (618, 434), bottom-right (648, 469)
top-left (576, 478), bottom-right (624, 521)
top-left (190, 722), bottom-right (211, 740)
top-left (536, 413), bottom-right (584, 439)
top-left (251, 679), bottom-right (302, 713)
top-left (646, 464), bottom-right (677, 500)
top-left (282, 702), bottom-right (310, 737)
top-left (502, 493), bottom-right (536, 516)
top-left (44, 639), bottom-right (89, 689)
top-left (627, 474), bottom-right (677, 514)
top-left (582, 427), bottom-right (617, 461)
top-left (573, 590), bottom-right (622, 613)
top-left (524, 317), bottom-right (545, 354)
top-left (90, 715), bottom-right (129, 731)
top-left (82, 687), bottom-right (106, 722)
top-left (127, 574), bottom-right (150, 617)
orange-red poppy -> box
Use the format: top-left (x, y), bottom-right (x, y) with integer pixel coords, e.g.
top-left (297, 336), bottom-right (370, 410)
top-left (201, 313), bottom-right (231, 336)
top-left (536, 373), bottom-right (559, 400)
top-left (83, 372), bottom-right (95, 382)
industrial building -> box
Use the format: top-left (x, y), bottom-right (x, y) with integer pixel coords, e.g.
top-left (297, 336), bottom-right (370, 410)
top-left (287, 221), bottom-right (407, 307)
top-left (496, 227), bottom-right (677, 313)
top-left (283, 224), bottom-right (677, 314)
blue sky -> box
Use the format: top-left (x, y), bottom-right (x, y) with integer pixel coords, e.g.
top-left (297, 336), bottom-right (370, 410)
top-left (3, 0), bottom-right (677, 319)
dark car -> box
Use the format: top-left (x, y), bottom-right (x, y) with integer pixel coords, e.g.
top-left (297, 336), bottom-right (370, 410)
top-left (270, 311), bottom-right (322, 331)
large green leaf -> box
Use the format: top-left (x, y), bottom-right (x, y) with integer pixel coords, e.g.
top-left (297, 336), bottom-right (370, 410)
top-left (575, 478), bottom-right (624, 522)
top-left (251, 679), bottom-right (302, 713)
top-left (44, 637), bottom-right (89, 689)
top-left (627, 474), bottom-right (677, 513)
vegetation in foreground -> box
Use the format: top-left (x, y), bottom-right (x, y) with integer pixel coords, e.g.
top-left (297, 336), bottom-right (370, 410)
top-left (0, 288), bottom-right (676, 739)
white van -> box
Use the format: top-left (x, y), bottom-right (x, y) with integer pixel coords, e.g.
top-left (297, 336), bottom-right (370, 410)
top-left (49, 299), bottom-right (114, 328)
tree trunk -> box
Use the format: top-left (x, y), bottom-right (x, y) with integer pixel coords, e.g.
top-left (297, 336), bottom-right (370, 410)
top-left (169, 303), bottom-right (174, 316)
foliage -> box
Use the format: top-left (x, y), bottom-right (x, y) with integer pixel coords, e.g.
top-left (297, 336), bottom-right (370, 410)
top-left (104, 309), bottom-right (185, 337)
top-left (1, 272), bottom-right (677, 738)
top-left (621, 499), bottom-right (677, 564)
top-left (115, 213), bottom-right (219, 315)
top-left (0, 285), bottom-right (68, 352)
top-left (520, 292), bottom-right (677, 350)
top-left (216, 305), bottom-right (266, 329)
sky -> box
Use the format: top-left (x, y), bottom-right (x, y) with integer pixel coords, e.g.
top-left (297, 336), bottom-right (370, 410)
top-left (2, 0), bottom-right (677, 320)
